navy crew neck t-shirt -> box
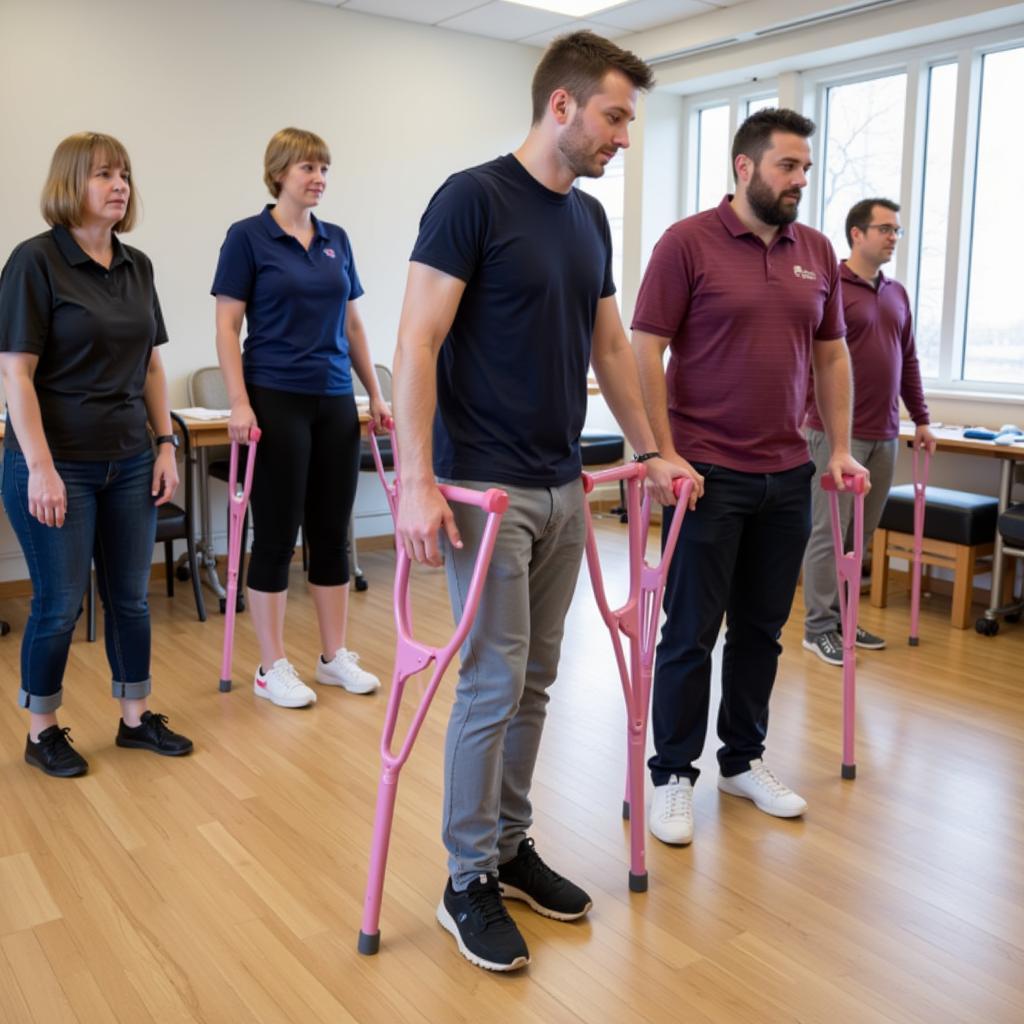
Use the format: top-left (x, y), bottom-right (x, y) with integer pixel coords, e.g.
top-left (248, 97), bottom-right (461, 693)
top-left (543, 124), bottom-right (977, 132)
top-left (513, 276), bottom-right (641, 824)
top-left (211, 205), bottom-right (363, 396)
top-left (410, 154), bottom-right (614, 488)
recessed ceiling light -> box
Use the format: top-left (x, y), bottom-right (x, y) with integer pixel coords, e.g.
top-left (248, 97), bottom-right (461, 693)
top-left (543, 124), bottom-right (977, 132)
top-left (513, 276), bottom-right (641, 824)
top-left (504, 1), bottom-right (626, 18)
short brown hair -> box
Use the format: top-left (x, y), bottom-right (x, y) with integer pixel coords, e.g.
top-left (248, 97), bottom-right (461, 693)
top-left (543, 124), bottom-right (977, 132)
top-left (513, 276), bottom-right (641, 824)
top-left (40, 132), bottom-right (138, 233)
top-left (531, 31), bottom-right (654, 125)
top-left (845, 197), bottom-right (900, 246)
top-left (731, 108), bottom-right (816, 182)
top-left (263, 128), bottom-right (331, 198)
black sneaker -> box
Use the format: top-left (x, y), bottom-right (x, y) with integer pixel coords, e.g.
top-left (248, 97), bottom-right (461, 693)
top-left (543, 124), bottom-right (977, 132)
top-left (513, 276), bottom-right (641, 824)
top-left (497, 838), bottom-right (592, 921)
top-left (25, 725), bottom-right (88, 778)
top-left (116, 711), bottom-right (193, 756)
top-left (436, 875), bottom-right (530, 972)
top-left (849, 624), bottom-right (886, 650)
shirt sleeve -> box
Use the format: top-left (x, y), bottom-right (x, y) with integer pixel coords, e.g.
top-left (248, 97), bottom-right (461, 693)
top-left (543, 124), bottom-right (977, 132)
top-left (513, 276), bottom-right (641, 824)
top-left (341, 230), bottom-right (364, 301)
top-left (409, 172), bottom-right (487, 282)
top-left (631, 228), bottom-right (691, 338)
top-left (0, 242), bottom-right (53, 356)
top-left (210, 222), bottom-right (256, 302)
top-left (598, 205), bottom-right (615, 300)
top-left (897, 286), bottom-right (929, 425)
top-left (814, 248), bottom-right (847, 341)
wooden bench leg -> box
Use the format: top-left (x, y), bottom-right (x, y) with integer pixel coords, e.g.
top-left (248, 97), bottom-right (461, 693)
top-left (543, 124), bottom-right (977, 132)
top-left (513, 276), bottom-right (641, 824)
top-left (870, 527), bottom-right (890, 608)
top-left (951, 544), bottom-right (974, 629)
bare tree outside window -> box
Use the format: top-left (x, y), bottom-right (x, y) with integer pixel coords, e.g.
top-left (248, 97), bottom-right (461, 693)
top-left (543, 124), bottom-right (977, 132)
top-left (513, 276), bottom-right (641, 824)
top-left (963, 47), bottom-right (1024, 385)
top-left (821, 74), bottom-right (907, 254)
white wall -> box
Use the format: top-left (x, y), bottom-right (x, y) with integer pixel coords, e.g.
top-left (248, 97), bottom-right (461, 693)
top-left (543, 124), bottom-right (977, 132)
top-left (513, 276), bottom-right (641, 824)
top-left (0, 0), bottom-right (539, 577)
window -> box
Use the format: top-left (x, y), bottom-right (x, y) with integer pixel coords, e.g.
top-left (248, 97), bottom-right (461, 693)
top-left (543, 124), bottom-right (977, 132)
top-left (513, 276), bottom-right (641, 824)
top-left (696, 104), bottom-right (730, 212)
top-left (821, 73), bottom-right (907, 254)
top-left (914, 63), bottom-right (957, 378)
top-left (746, 95), bottom-right (778, 116)
top-left (963, 46), bottom-right (1024, 384)
top-left (576, 155), bottom-right (624, 306)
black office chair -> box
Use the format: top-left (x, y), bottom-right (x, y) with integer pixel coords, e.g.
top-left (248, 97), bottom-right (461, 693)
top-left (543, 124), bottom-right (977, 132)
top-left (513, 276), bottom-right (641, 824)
top-left (580, 432), bottom-right (628, 522)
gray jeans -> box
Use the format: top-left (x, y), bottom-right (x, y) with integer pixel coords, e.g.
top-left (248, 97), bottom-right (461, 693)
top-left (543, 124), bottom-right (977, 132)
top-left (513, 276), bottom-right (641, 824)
top-left (802, 428), bottom-right (897, 638)
top-left (441, 479), bottom-right (586, 890)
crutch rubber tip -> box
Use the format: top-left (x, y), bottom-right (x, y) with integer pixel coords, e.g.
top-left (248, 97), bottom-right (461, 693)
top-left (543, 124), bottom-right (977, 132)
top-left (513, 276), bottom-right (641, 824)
top-left (628, 872), bottom-right (648, 893)
top-left (357, 930), bottom-right (380, 955)
top-left (908, 636), bottom-right (919, 647)
top-left (622, 800), bottom-right (630, 820)
top-left (841, 763), bottom-right (856, 780)
top-left (219, 679), bottom-right (232, 693)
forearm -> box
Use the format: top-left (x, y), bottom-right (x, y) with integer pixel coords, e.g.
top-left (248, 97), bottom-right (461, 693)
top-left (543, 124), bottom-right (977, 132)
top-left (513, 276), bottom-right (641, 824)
top-left (631, 332), bottom-right (676, 456)
top-left (1, 369), bottom-right (53, 470)
top-left (591, 342), bottom-right (659, 455)
top-left (142, 355), bottom-right (173, 436)
top-left (393, 341), bottom-right (438, 487)
top-left (813, 342), bottom-right (853, 455)
top-left (348, 320), bottom-right (382, 402)
top-left (215, 327), bottom-right (249, 409)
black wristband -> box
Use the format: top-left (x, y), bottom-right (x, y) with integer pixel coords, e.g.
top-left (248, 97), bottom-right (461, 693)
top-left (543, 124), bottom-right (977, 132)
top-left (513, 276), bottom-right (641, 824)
top-left (154, 434), bottom-right (179, 449)
top-left (631, 450), bottom-right (660, 463)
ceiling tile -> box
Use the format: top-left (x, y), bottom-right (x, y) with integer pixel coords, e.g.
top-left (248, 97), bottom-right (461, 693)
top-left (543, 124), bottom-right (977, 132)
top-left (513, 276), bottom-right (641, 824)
top-left (341, 0), bottom-right (481, 24)
top-left (439, 1), bottom-right (573, 40)
top-left (593, 0), bottom-right (715, 31)
top-left (517, 18), bottom-right (636, 45)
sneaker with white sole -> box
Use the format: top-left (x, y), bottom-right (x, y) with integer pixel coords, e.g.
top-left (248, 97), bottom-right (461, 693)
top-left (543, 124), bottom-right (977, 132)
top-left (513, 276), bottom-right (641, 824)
top-left (648, 774), bottom-right (694, 845)
top-left (436, 875), bottom-right (530, 972)
top-left (718, 759), bottom-right (807, 818)
top-left (315, 648), bottom-right (380, 694)
top-left (254, 659), bottom-right (317, 708)
top-left (840, 624), bottom-right (886, 650)
top-left (802, 630), bottom-right (844, 667)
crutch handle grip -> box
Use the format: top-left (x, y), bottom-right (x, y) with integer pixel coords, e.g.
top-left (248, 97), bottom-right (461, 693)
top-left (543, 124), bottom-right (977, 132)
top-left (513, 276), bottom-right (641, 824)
top-left (673, 477), bottom-right (695, 502)
top-left (821, 472), bottom-right (867, 495)
top-left (438, 483), bottom-right (509, 514)
top-left (582, 462), bottom-right (646, 494)
top-left (248, 426), bottom-right (262, 443)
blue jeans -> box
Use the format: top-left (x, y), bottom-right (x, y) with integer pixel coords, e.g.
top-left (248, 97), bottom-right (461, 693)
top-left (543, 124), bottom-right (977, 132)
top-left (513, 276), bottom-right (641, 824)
top-left (2, 448), bottom-right (157, 713)
top-left (649, 460), bottom-right (814, 784)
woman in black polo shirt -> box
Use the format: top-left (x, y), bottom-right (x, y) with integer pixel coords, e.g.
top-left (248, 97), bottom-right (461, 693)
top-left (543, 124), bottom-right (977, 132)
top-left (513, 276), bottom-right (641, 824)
top-left (0, 132), bottom-right (192, 777)
top-left (212, 127), bottom-right (389, 710)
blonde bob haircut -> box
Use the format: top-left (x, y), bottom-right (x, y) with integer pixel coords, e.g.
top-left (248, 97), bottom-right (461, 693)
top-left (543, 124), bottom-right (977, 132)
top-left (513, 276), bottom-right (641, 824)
top-left (40, 132), bottom-right (138, 233)
top-left (263, 128), bottom-right (331, 198)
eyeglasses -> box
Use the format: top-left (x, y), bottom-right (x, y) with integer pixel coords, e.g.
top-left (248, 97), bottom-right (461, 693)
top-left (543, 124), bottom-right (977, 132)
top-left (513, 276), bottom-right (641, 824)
top-left (866, 224), bottom-right (905, 238)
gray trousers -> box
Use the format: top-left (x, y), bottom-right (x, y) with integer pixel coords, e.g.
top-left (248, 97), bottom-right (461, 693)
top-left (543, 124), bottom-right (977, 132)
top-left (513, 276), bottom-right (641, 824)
top-left (802, 428), bottom-right (897, 638)
top-left (441, 479), bottom-right (586, 891)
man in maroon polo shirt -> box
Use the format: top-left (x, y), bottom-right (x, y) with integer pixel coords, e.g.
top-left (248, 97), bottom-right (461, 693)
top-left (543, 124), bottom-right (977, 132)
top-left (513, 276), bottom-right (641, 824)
top-left (802, 198), bottom-right (935, 665)
top-left (632, 108), bottom-right (867, 845)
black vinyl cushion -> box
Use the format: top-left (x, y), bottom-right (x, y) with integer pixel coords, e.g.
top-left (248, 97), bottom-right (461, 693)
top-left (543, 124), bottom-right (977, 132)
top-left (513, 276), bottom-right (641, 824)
top-left (879, 485), bottom-right (998, 546)
top-left (999, 503), bottom-right (1024, 548)
top-left (360, 436), bottom-right (393, 472)
top-left (155, 503), bottom-right (187, 541)
top-left (580, 432), bottom-right (625, 466)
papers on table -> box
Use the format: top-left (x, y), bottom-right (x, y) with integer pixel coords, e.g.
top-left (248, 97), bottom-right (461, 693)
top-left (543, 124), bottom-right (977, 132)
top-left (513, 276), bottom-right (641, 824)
top-left (174, 407), bottom-right (230, 420)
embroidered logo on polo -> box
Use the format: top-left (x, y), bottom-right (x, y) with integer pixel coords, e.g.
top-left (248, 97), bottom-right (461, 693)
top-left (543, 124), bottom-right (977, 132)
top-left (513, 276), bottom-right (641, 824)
top-left (323, 248), bottom-right (336, 259)
top-left (792, 265), bottom-right (816, 280)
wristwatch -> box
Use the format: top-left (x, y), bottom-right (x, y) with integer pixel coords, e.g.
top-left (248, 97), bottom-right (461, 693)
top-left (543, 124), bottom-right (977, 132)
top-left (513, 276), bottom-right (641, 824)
top-left (631, 450), bottom-right (661, 463)
top-left (154, 434), bottom-right (180, 449)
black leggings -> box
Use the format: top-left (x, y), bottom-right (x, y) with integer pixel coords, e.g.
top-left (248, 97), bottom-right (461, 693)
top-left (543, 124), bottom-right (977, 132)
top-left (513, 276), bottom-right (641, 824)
top-left (246, 384), bottom-right (360, 592)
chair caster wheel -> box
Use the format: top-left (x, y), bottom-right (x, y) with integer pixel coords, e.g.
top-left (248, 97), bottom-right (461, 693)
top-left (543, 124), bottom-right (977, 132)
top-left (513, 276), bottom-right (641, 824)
top-left (975, 617), bottom-right (999, 636)
top-left (354, 575), bottom-right (369, 592)
top-left (175, 564), bottom-right (191, 582)
top-left (0, 621), bottom-right (9, 636)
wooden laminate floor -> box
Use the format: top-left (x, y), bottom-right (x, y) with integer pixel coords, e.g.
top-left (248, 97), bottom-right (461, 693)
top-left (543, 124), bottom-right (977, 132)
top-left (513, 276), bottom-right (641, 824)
top-left (0, 519), bottom-right (1022, 1023)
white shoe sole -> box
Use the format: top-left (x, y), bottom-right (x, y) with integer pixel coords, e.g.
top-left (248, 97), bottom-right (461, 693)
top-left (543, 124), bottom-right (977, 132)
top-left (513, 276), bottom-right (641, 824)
top-left (314, 666), bottom-right (380, 694)
top-left (253, 681), bottom-right (316, 708)
top-left (717, 777), bottom-right (807, 818)
top-left (853, 637), bottom-right (886, 650)
top-left (801, 638), bottom-right (844, 667)
top-left (435, 902), bottom-right (530, 971)
top-left (498, 883), bottom-right (592, 921)
top-left (648, 820), bottom-right (693, 846)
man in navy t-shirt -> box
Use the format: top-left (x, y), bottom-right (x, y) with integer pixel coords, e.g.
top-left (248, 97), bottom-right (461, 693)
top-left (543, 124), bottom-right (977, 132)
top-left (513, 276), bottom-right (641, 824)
top-left (393, 31), bottom-right (690, 973)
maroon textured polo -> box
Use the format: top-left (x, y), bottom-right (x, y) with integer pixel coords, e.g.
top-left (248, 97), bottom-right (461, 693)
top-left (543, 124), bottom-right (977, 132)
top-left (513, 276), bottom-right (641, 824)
top-left (632, 196), bottom-right (845, 473)
top-left (805, 262), bottom-right (928, 439)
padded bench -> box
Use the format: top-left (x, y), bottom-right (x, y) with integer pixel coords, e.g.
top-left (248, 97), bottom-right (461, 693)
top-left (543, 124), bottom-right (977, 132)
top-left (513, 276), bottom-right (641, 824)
top-left (870, 485), bottom-right (1004, 629)
top-left (581, 432), bottom-right (626, 518)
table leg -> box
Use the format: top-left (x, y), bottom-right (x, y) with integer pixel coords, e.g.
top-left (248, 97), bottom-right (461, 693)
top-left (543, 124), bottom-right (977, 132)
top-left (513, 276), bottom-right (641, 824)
top-left (983, 457), bottom-right (1014, 622)
top-left (197, 449), bottom-right (226, 600)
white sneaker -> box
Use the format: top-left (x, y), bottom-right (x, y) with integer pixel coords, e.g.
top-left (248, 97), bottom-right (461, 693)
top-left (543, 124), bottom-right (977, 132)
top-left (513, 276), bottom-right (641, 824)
top-left (253, 659), bottom-right (317, 708)
top-left (717, 759), bottom-right (807, 818)
top-left (648, 775), bottom-right (694, 845)
top-left (315, 648), bottom-right (380, 694)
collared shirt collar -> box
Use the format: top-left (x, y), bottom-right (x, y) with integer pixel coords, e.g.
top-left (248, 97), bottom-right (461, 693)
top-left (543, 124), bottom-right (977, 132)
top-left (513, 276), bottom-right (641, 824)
top-left (261, 204), bottom-right (328, 242)
top-left (840, 260), bottom-right (889, 291)
top-left (715, 195), bottom-right (797, 244)
top-left (52, 224), bottom-right (133, 268)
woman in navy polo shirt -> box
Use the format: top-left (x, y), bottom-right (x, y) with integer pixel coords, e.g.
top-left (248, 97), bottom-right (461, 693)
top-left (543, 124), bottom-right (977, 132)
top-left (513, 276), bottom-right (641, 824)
top-left (212, 127), bottom-right (389, 709)
top-left (0, 132), bottom-right (193, 776)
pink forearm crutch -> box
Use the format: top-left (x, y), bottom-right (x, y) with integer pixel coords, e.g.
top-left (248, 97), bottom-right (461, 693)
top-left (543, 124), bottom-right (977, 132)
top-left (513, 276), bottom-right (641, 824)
top-left (218, 428), bottom-right (260, 692)
top-left (357, 465), bottom-right (509, 955)
top-left (582, 465), bottom-right (693, 892)
top-left (909, 446), bottom-right (931, 647)
top-left (822, 472), bottom-right (867, 779)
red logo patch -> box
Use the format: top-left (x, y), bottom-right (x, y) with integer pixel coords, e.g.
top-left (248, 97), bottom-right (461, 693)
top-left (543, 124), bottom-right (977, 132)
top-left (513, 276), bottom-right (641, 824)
top-left (324, 248), bottom-right (336, 259)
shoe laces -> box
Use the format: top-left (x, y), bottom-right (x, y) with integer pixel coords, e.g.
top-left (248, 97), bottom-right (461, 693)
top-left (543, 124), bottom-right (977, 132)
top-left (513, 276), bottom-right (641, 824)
top-left (661, 777), bottom-right (692, 818)
top-left (39, 726), bottom-right (75, 751)
top-left (512, 838), bottom-right (564, 888)
top-left (141, 713), bottom-right (170, 738)
top-left (748, 762), bottom-right (792, 797)
top-left (271, 660), bottom-right (307, 690)
top-left (821, 632), bottom-right (841, 656)
top-left (467, 881), bottom-right (515, 929)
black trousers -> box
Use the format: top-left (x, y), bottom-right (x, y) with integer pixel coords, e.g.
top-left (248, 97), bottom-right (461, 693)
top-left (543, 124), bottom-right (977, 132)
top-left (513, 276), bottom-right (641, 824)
top-left (648, 460), bottom-right (814, 784)
top-left (246, 384), bottom-right (360, 592)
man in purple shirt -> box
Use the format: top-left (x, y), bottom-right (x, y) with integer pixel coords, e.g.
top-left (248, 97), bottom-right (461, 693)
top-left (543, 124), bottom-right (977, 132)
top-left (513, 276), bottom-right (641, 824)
top-left (802, 198), bottom-right (935, 665)
top-left (632, 109), bottom-right (867, 845)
